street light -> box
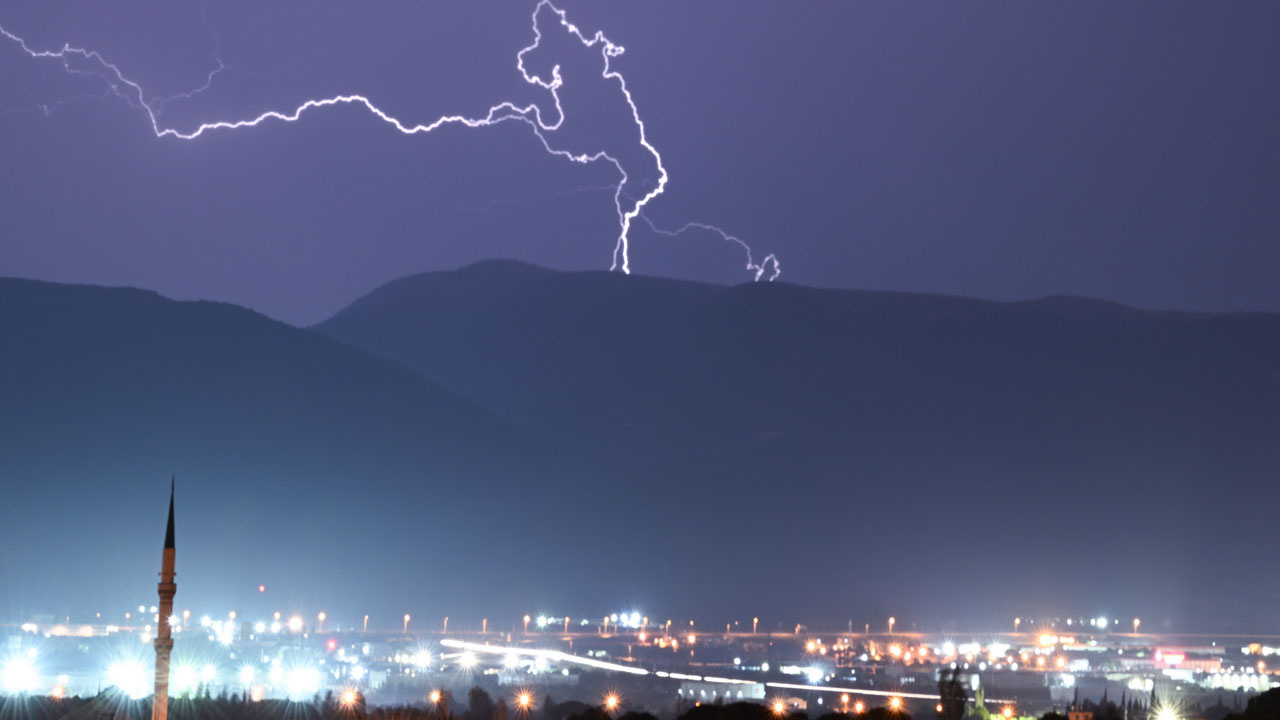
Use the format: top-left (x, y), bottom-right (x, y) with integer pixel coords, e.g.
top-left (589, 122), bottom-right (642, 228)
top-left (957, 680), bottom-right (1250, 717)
top-left (517, 692), bottom-right (533, 713)
top-left (888, 617), bottom-right (895, 634)
top-left (1002, 707), bottom-right (1014, 719)
top-left (890, 698), bottom-right (902, 711)
top-left (318, 612), bottom-right (326, 632)
top-left (753, 617), bottom-right (759, 634)
top-left (403, 614), bottom-right (411, 633)
top-left (1014, 617), bottom-right (1021, 632)
top-left (1133, 618), bottom-right (1141, 634)
top-left (772, 701), bottom-right (787, 716)
top-left (604, 694), bottom-right (620, 712)
top-left (524, 615), bottom-right (531, 633)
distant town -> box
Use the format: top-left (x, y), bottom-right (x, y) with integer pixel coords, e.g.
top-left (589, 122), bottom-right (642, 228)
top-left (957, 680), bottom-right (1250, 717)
top-left (4, 607), bottom-right (1277, 720)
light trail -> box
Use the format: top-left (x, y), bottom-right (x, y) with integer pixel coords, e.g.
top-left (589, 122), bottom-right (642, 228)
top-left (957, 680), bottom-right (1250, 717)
top-left (439, 638), bottom-right (649, 675)
top-left (0, 2), bottom-right (779, 281)
top-left (767, 682), bottom-right (1012, 705)
top-left (766, 681), bottom-right (940, 702)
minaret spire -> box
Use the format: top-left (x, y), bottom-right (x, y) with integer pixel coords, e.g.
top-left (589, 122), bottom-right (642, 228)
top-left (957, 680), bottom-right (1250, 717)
top-left (164, 477), bottom-right (175, 549)
top-left (152, 477), bottom-right (177, 720)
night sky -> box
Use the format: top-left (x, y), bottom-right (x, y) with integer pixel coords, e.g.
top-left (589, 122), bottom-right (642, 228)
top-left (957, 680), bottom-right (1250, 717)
top-left (1, 1), bottom-right (1277, 325)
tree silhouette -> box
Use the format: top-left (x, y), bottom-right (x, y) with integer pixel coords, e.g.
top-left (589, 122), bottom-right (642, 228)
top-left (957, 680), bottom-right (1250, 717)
top-left (939, 667), bottom-right (967, 720)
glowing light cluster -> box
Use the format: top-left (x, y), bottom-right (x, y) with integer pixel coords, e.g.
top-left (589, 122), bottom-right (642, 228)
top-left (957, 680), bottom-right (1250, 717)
top-left (106, 659), bottom-right (151, 700)
top-left (0, 2), bottom-right (779, 282)
top-left (2, 654), bottom-right (39, 694)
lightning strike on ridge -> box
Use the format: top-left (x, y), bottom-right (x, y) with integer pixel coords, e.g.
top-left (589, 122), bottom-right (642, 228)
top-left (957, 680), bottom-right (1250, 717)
top-left (0, 2), bottom-right (779, 281)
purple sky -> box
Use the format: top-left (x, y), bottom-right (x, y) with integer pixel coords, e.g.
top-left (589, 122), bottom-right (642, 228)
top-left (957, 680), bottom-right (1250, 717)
top-left (1, 0), bottom-right (1278, 325)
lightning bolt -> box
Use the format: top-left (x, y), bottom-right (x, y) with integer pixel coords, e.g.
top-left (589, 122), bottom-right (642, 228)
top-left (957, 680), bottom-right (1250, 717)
top-left (0, 2), bottom-right (779, 281)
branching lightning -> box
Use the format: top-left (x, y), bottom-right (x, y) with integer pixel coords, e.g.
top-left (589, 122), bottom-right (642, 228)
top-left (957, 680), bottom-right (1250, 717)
top-left (636, 214), bottom-right (781, 282)
top-left (0, 2), bottom-right (779, 281)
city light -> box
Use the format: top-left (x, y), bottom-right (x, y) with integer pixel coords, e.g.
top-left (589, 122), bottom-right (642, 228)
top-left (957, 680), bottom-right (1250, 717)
top-left (772, 700), bottom-right (786, 716)
top-left (1002, 707), bottom-right (1014, 718)
top-left (105, 659), bottom-right (150, 699)
top-left (341, 690), bottom-right (358, 706)
top-left (1156, 708), bottom-right (1177, 720)
top-left (286, 666), bottom-right (321, 701)
top-left (605, 694), bottom-right (620, 711)
top-left (239, 665), bottom-right (256, 685)
top-left (890, 697), bottom-right (903, 711)
top-left (288, 615), bottom-right (304, 633)
top-left (172, 664), bottom-right (198, 694)
top-left (2, 655), bottom-right (38, 694)
top-left (430, 690), bottom-right (442, 704)
top-left (518, 691), bottom-right (533, 710)
top-left (459, 651), bottom-right (477, 669)
top-left (854, 701), bottom-right (865, 713)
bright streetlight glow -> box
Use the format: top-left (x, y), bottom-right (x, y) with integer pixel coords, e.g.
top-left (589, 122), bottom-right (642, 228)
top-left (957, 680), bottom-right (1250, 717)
top-left (605, 694), bottom-right (619, 711)
top-left (286, 667), bottom-right (321, 701)
top-left (890, 698), bottom-right (903, 711)
top-left (172, 665), bottom-right (198, 694)
top-left (288, 616), bottom-right (304, 633)
top-left (2, 656), bottom-right (38, 693)
top-left (106, 659), bottom-right (150, 699)
top-left (341, 690), bottom-right (358, 706)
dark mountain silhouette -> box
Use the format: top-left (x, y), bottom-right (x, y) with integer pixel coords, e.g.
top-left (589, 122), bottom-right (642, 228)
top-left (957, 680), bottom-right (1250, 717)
top-left (0, 277), bottom-right (551, 619)
top-left (4, 264), bottom-right (1279, 627)
top-left (316, 260), bottom-right (1280, 478)
top-left (315, 260), bottom-right (1280, 625)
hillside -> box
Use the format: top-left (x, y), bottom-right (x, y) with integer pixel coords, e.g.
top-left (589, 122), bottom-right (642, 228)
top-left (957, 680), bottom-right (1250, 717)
top-left (4, 266), bottom-right (1279, 627)
top-left (0, 277), bottom-right (544, 618)
top-left (315, 260), bottom-right (1280, 625)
